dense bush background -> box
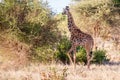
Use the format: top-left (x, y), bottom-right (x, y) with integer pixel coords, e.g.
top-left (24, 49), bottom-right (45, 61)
top-left (0, 0), bottom-right (119, 65)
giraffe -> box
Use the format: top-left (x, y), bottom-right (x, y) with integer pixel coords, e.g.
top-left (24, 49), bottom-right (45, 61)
top-left (62, 6), bottom-right (94, 69)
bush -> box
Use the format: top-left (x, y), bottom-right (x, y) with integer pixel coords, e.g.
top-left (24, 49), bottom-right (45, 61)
top-left (55, 37), bottom-right (109, 65)
top-left (55, 37), bottom-right (71, 64)
top-left (30, 46), bottom-right (56, 63)
top-left (76, 47), bottom-right (87, 64)
top-left (92, 50), bottom-right (108, 64)
top-left (55, 37), bottom-right (87, 64)
top-left (76, 49), bottom-right (109, 65)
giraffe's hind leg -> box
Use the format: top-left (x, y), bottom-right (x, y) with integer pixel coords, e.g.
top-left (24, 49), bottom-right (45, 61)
top-left (86, 50), bottom-right (93, 69)
top-left (87, 53), bottom-right (91, 69)
top-left (85, 44), bottom-right (92, 69)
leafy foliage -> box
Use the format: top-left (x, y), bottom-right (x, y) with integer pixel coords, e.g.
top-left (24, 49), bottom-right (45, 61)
top-left (0, 0), bottom-right (59, 45)
top-left (0, 0), bottom-right (119, 65)
top-left (92, 50), bottom-right (108, 64)
top-left (30, 46), bottom-right (56, 63)
top-left (55, 37), bottom-right (87, 64)
top-left (55, 37), bottom-right (71, 64)
top-left (76, 49), bottom-right (109, 64)
top-left (71, 0), bottom-right (120, 38)
top-left (0, 0), bottom-right (61, 63)
top-left (76, 47), bottom-right (87, 64)
top-left (55, 39), bottom-right (109, 64)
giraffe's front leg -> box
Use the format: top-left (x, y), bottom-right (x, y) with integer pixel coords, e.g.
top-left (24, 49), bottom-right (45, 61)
top-left (67, 47), bottom-right (74, 65)
top-left (73, 46), bottom-right (76, 69)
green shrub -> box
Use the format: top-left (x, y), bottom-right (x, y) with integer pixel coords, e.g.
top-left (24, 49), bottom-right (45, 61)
top-left (76, 47), bottom-right (87, 64)
top-left (55, 38), bottom-right (110, 65)
top-left (92, 50), bottom-right (108, 64)
top-left (55, 37), bottom-right (109, 65)
top-left (55, 37), bottom-right (71, 64)
top-left (76, 49), bottom-right (109, 65)
top-left (55, 37), bottom-right (87, 64)
top-left (30, 46), bottom-right (56, 63)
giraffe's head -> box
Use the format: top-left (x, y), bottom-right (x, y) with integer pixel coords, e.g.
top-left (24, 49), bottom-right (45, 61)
top-left (62, 6), bottom-right (69, 15)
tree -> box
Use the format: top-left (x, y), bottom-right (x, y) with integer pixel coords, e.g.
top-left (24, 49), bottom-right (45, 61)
top-left (71, 0), bottom-right (120, 38)
top-left (0, 0), bottom-right (62, 62)
top-left (0, 0), bottom-right (60, 46)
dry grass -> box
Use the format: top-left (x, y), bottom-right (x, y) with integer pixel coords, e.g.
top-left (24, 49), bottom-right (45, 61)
top-left (0, 36), bottom-right (120, 80)
top-left (0, 63), bottom-right (120, 80)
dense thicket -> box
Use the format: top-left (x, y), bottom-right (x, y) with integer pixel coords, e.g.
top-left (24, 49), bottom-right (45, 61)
top-left (0, 0), bottom-right (61, 62)
top-left (0, 0), bottom-right (119, 64)
top-left (55, 0), bottom-right (120, 64)
top-left (0, 0), bottom-right (60, 46)
top-left (71, 0), bottom-right (120, 38)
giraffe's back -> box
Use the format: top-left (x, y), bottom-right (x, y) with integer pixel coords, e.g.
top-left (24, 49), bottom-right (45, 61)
top-left (70, 30), bottom-right (94, 49)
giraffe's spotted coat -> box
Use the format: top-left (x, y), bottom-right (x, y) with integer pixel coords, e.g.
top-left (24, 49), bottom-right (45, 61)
top-left (62, 6), bottom-right (94, 69)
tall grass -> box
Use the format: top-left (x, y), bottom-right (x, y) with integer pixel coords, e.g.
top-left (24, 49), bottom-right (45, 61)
top-left (0, 64), bottom-right (120, 80)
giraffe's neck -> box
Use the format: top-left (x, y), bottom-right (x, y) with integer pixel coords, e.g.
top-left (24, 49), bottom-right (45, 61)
top-left (67, 11), bottom-right (80, 32)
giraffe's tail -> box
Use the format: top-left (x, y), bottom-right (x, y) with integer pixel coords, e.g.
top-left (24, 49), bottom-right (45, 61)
top-left (90, 51), bottom-right (93, 57)
top-left (90, 51), bottom-right (94, 61)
